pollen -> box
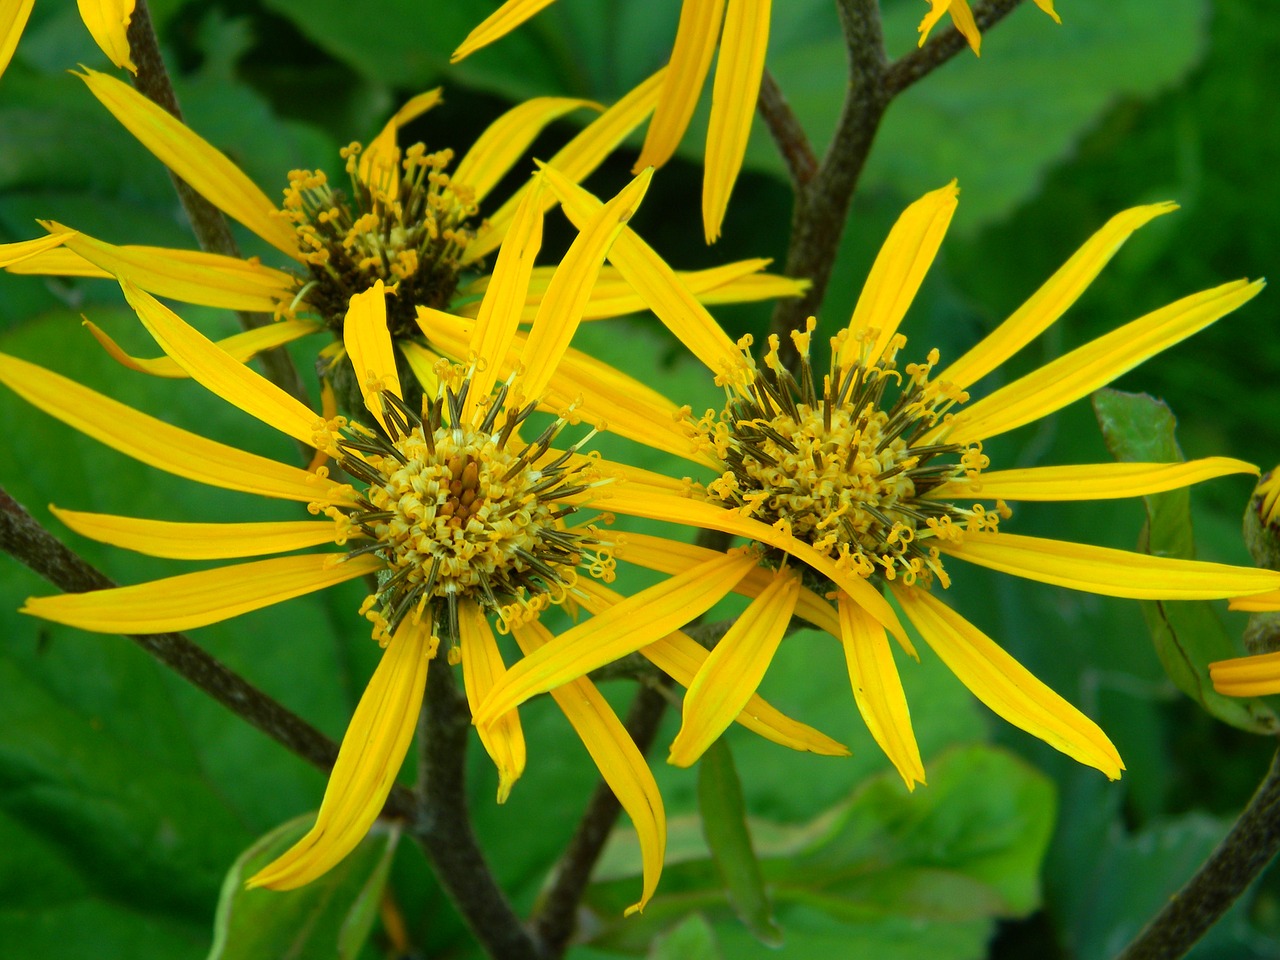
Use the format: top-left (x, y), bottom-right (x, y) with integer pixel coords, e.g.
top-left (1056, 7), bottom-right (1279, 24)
top-left (696, 321), bottom-right (1001, 589)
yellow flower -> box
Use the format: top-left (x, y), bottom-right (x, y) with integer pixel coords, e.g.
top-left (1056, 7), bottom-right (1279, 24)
top-left (444, 175), bottom-right (1280, 789)
top-left (1, 0), bottom-right (134, 78)
top-left (1, 68), bottom-right (802, 392)
top-left (452, 0), bottom-right (771, 243)
top-left (1, 171), bottom-right (844, 906)
top-left (918, 0), bottom-right (1061, 55)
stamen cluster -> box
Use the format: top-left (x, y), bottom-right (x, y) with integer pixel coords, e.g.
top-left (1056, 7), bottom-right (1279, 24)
top-left (281, 141), bottom-right (478, 336)
top-left (697, 322), bottom-right (1006, 589)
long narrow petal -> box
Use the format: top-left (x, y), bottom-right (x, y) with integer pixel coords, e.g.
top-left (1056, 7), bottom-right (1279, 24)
top-left (837, 594), bottom-right (925, 788)
top-left (0, 352), bottom-right (347, 504)
top-left (945, 279), bottom-right (1266, 443)
top-left (474, 550), bottom-right (757, 723)
top-left (399, 340), bottom-right (443, 398)
top-left (928, 458), bottom-right (1258, 502)
top-left (837, 182), bottom-right (958, 371)
top-left (702, 0), bottom-right (769, 243)
top-left (343, 281), bottom-right (402, 434)
top-left (943, 0), bottom-right (982, 54)
top-left (77, 0), bottom-right (136, 72)
top-left (539, 164), bottom-right (744, 382)
top-left (1210, 652), bottom-right (1280, 698)
top-left (455, 97), bottom-right (599, 204)
top-left (1229, 590), bottom-right (1280, 613)
top-left (76, 69), bottom-right (298, 256)
top-left (512, 617), bottom-right (666, 914)
top-left (1034, 0), bottom-right (1062, 23)
top-left (358, 88), bottom-right (442, 193)
top-left (122, 281), bottom-right (322, 447)
top-left (23, 553), bottom-right (380, 634)
top-left (939, 531), bottom-right (1280, 599)
top-left (250, 619), bottom-right (434, 890)
top-left (6, 246), bottom-right (108, 277)
top-left (451, 0), bottom-right (557, 61)
top-left (459, 600), bottom-right (526, 803)
top-left (465, 69), bottom-right (665, 263)
top-left (0, 0), bottom-right (34, 76)
top-left (84, 317), bottom-right (321, 379)
top-left (0, 232), bottom-right (74, 268)
top-left (52, 507), bottom-right (337, 559)
top-left (916, 1), bottom-right (952, 48)
top-left (894, 585), bottom-right (1123, 777)
top-left (938, 203), bottom-right (1178, 390)
top-left (668, 567), bottom-right (800, 766)
top-left (635, 0), bottom-right (725, 172)
top-left (518, 169), bottom-right (653, 400)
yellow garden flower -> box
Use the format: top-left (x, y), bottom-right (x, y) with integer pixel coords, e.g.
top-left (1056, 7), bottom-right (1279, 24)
top-left (441, 175), bottom-right (1280, 789)
top-left (1, 171), bottom-right (843, 906)
top-left (1, 0), bottom-right (134, 78)
top-left (918, 0), bottom-right (1061, 55)
top-left (453, 0), bottom-right (770, 243)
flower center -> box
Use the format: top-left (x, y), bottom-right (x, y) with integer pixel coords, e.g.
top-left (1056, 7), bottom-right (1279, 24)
top-left (324, 377), bottom-right (614, 640)
top-left (281, 141), bottom-right (477, 338)
top-left (698, 322), bottom-right (1005, 589)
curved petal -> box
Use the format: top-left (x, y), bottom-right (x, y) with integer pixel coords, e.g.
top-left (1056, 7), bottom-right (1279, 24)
top-left (1210, 652), bottom-right (1280, 698)
top-left (85, 317), bottom-right (322, 379)
top-left (250, 618), bottom-right (434, 889)
top-left (837, 594), bottom-right (925, 788)
top-left (52, 507), bottom-right (337, 559)
top-left (702, 0), bottom-right (769, 243)
top-left (945, 279), bottom-right (1265, 444)
top-left (451, 0), bottom-right (558, 61)
top-left (938, 202), bottom-right (1178, 390)
top-left (513, 617), bottom-right (666, 914)
top-left (894, 584), bottom-right (1123, 777)
top-left (77, 0), bottom-right (136, 72)
top-left (927, 458), bottom-right (1259, 502)
top-left (1034, 0), bottom-right (1062, 23)
top-left (0, 0), bottom-right (35, 77)
top-left (0, 351), bottom-right (348, 504)
top-left (359, 88), bottom-right (442, 192)
top-left (121, 281), bottom-right (321, 448)
top-left (459, 600), bottom-right (526, 803)
top-left (343, 281), bottom-right (403, 434)
top-left (939, 531), bottom-right (1280, 599)
top-left (473, 550), bottom-right (757, 723)
top-left (0, 231), bottom-right (74, 268)
top-left (1228, 590), bottom-right (1280, 613)
top-left (23, 553), bottom-right (381, 634)
top-left (76, 69), bottom-right (298, 256)
top-left (837, 181), bottom-right (958, 372)
top-left (668, 566), bottom-right (800, 766)
top-left (398, 340), bottom-right (443, 398)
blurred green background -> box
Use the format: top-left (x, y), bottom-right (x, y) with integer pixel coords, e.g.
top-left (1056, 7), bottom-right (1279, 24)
top-left (1, 0), bottom-right (1278, 957)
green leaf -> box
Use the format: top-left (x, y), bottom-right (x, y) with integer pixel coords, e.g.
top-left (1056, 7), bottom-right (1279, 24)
top-left (207, 816), bottom-right (399, 960)
top-left (1093, 388), bottom-right (1279, 735)
top-left (648, 913), bottom-right (720, 960)
top-left (696, 739), bottom-right (781, 946)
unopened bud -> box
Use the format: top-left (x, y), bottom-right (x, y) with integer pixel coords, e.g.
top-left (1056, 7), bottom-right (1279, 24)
top-left (1244, 467), bottom-right (1280, 570)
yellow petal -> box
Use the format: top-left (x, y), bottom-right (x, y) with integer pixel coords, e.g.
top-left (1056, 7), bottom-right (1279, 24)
top-left (538, 164), bottom-right (743, 383)
top-left (945, 279), bottom-right (1265, 443)
top-left (76, 68), bottom-right (298, 256)
top-left (451, 0), bottom-right (557, 61)
top-left (692, 266), bottom-right (809, 308)
top-left (399, 340), bottom-right (443, 398)
top-left (837, 594), bottom-right (925, 788)
top-left (121, 281), bottom-right (321, 447)
top-left (455, 97), bottom-right (599, 204)
top-left (474, 550), bottom-right (757, 723)
top-left (944, 0), bottom-right (982, 54)
top-left (23, 553), bottom-right (380, 634)
top-left (343, 281), bottom-right (402, 434)
top-left (1210, 652), bottom-right (1280, 698)
top-left (928, 458), bottom-right (1259, 502)
top-left (0, 351), bottom-right (347, 504)
top-left (938, 203), bottom-right (1178, 390)
top-left (1033, 0), bottom-right (1062, 24)
top-left (458, 600), bottom-right (526, 803)
top-left (939, 531), bottom-right (1280, 599)
top-left (465, 69), bottom-right (665, 263)
top-left (837, 182), bottom-right (958, 372)
top-left (0, 0), bottom-right (34, 76)
top-left (84, 317), bottom-right (321, 379)
top-left (702, 0), bottom-right (769, 243)
top-left (894, 585), bottom-right (1123, 778)
top-left (916, 0), bottom-right (952, 48)
top-left (250, 618), bottom-right (434, 890)
top-left (359, 88), bottom-right (443, 192)
top-left (0, 231), bottom-right (73, 268)
top-left (512, 617), bottom-right (666, 913)
top-left (76, 0), bottom-right (136, 72)
top-left (567, 259), bottom-right (802, 320)
top-left (668, 567), bottom-right (800, 766)
top-left (635, 0), bottom-right (725, 172)
top-left (517, 168), bottom-right (653, 400)
top-left (52, 507), bottom-right (337, 559)
top-left (1228, 590), bottom-right (1280, 613)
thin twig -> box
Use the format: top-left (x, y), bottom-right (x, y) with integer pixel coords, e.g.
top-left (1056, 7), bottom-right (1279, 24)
top-left (1114, 747), bottom-right (1280, 960)
top-left (0, 485), bottom-right (415, 820)
top-left (757, 70), bottom-right (818, 189)
top-left (412, 655), bottom-right (544, 960)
